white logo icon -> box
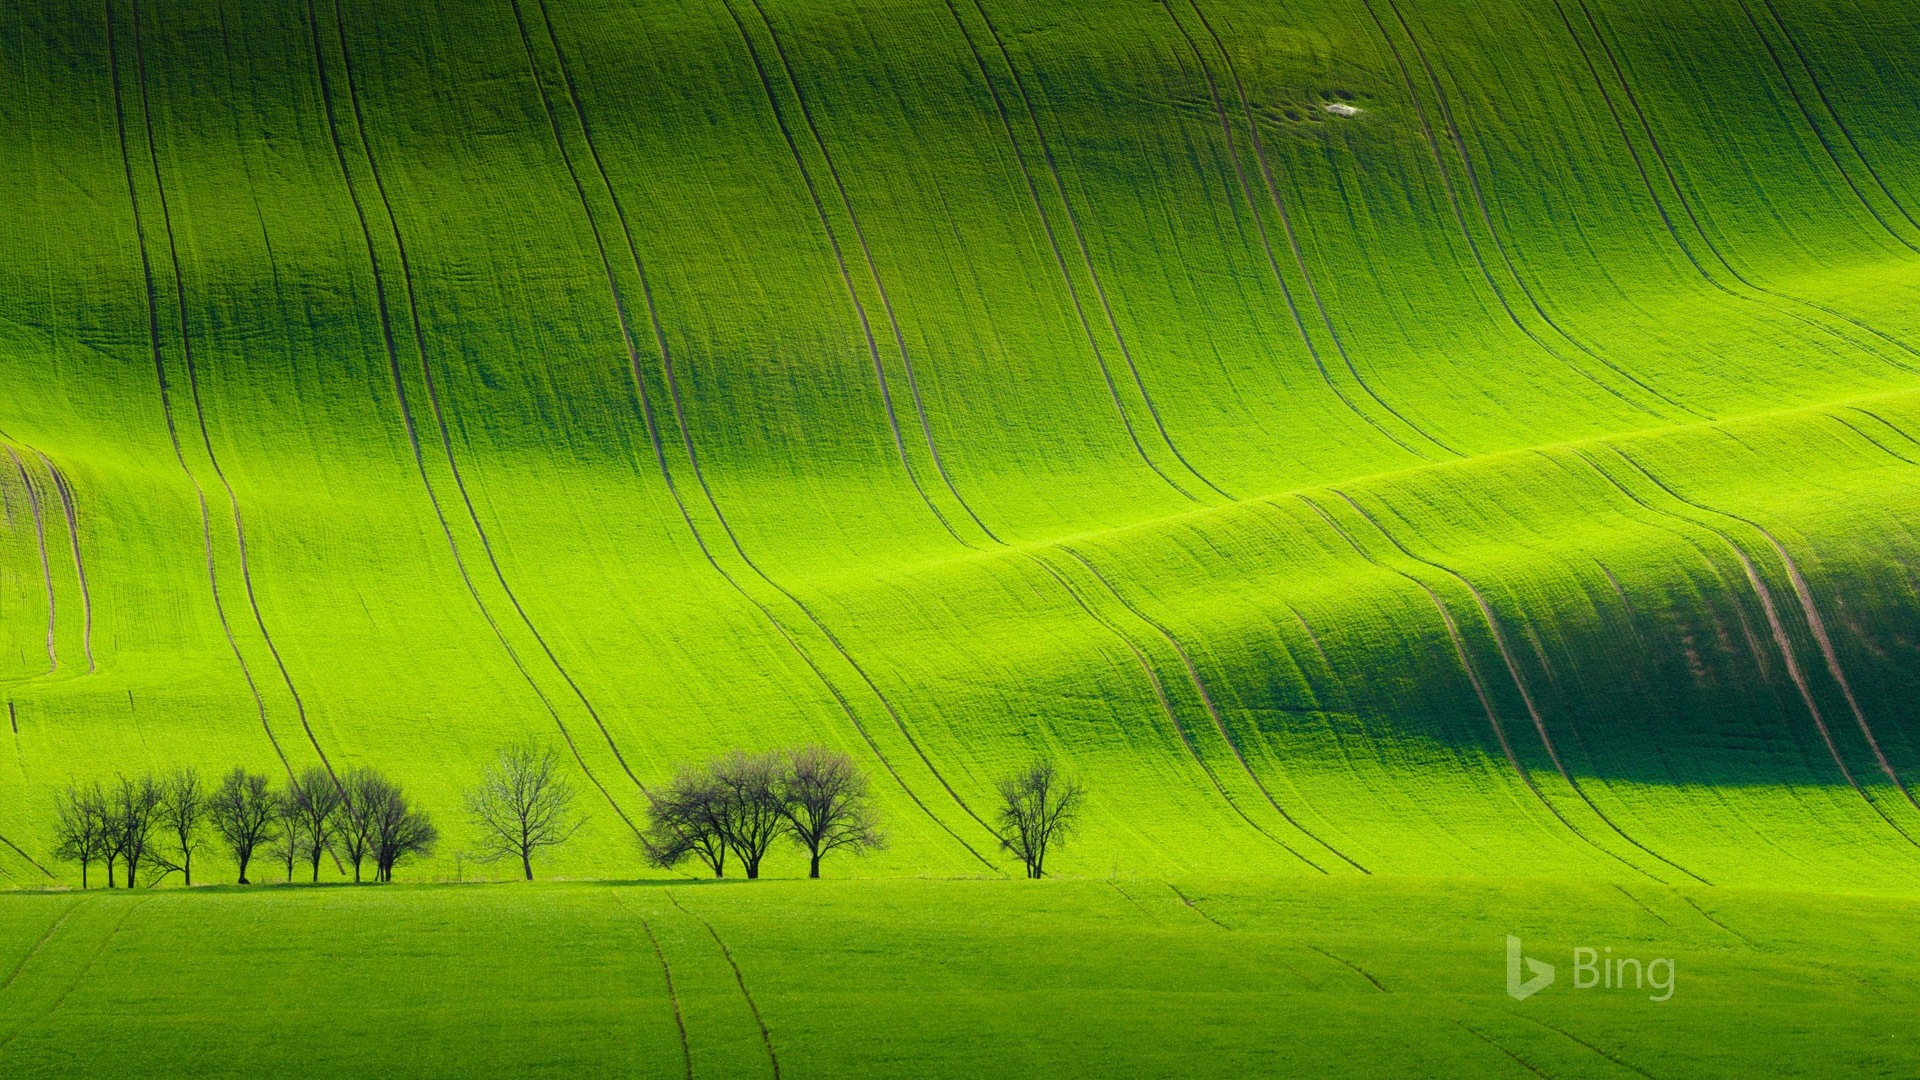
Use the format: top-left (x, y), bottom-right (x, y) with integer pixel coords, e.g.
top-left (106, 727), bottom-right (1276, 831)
top-left (1506, 936), bottom-right (1555, 1000)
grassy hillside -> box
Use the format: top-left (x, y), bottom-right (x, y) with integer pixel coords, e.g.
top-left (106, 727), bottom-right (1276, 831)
top-left (2, 0), bottom-right (1919, 897)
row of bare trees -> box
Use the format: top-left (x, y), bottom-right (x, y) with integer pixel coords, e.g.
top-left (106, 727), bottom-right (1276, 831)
top-left (38, 743), bottom-right (1087, 885)
top-left (643, 746), bottom-right (884, 879)
top-left (50, 765), bottom-right (437, 888)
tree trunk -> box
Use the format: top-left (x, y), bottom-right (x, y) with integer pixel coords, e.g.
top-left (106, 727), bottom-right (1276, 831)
top-left (809, 852), bottom-right (821, 879)
top-left (237, 851), bottom-right (251, 886)
top-left (183, 851), bottom-right (191, 888)
top-left (522, 852), bottom-right (532, 881)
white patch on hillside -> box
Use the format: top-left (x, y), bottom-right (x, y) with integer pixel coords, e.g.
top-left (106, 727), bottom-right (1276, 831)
top-left (1322, 102), bottom-right (1360, 117)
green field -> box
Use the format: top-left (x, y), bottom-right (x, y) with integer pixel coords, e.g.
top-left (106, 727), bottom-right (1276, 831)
top-left (3, 0), bottom-right (1919, 1072)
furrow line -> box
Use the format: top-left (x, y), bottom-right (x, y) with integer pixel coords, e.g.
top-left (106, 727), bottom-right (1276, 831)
top-left (529, 0), bottom-right (999, 867)
top-left (1456, 1022), bottom-right (1550, 1078)
top-left (1572, 446), bottom-right (1920, 847)
top-left (1162, 0), bottom-right (1439, 461)
top-left (1327, 488), bottom-right (1707, 884)
top-left (0, 900), bottom-right (80, 993)
top-left (1307, 944), bottom-right (1388, 992)
top-left (1563, 0), bottom-right (1920, 370)
top-left (37, 455), bottom-right (91, 671)
top-left (1379, 0), bottom-right (1702, 419)
top-left (1168, 882), bottom-right (1232, 929)
top-left (6, 448), bottom-right (56, 672)
top-left (136, 0), bottom-right (336, 776)
top-left (715, 0), bottom-right (970, 548)
top-left (1748, 0), bottom-right (1920, 248)
top-left (1613, 448), bottom-right (1920, 814)
top-left (1059, 547), bottom-right (1367, 872)
top-left (300, 0), bottom-right (637, 832)
top-left (0, 897), bottom-right (149, 1054)
top-left (611, 894), bottom-right (694, 1080)
top-left (1297, 493), bottom-right (1663, 880)
top-left (951, 0), bottom-right (1220, 503)
top-left (0, 830), bottom-right (53, 880)
top-left (107, 0), bottom-right (292, 780)
top-left (666, 890), bottom-right (780, 1080)
top-left (321, 0), bottom-right (647, 800)
top-left (1025, 553), bottom-right (1327, 873)
top-left (742, 0), bottom-right (999, 547)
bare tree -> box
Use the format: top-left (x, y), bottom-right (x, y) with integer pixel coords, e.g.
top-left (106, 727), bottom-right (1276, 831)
top-left (109, 773), bottom-right (165, 887)
top-left (50, 782), bottom-right (110, 888)
top-left (993, 759), bottom-right (1085, 879)
top-left (333, 767), bottom-right (382, 883)
top-left (711, 750), bottom-right (785, 880)
top-left (642, 765), bottom-right (728, 878)
top-left (287, 767), bottom-right (342, 883)
top-left (779, 746), bottom-right (884, 878)
top-left (154, 767), bottom-right (208, 886)
top-left (363, 774), bottom-right (437, 883)
top-left (209, 768), bottom-right (279, 885)
top-left (269, 789), bottom-right (302, 883)
top-left (466, 740), bottom-right (583, 880)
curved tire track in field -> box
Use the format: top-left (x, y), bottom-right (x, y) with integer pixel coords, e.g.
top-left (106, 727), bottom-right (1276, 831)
top-left (730, 0), bottom-right (997, 549)
top-left (1297, 493), bottom-right (1667, 881)
top-left (0, 434), bottom-right (95, 672)
top-left (1374, 0), bottom-right (1704, 420)
top-left (1025, 552), bottom-right (1328, 872)
top-left (6, 449), bottom-right (56, 672)
top-left (1609, 447), bottom-right (1920, 818)
top-left (610, 893), bottom-right (693, 1080)
top-left (1324, 489), bottom-right (1704, 883)
top-left (1557, 0), bottom-right (1920, 371)
top-left (1361, 0), bottom-right (1698, 421)
top-left (0, 831), bottom-right (53, 880)
top-left (134, 0), bottom-right (338, 777)
top-left (1572, 446), bottom-right (1920, 848)
top-left (38, 454), bottom-right (92, 671)
top-left (946, 0), bottom-right (1227, 504)
top-left (0, 900), bottom-right (80, 993)
top-left (1736, 0), bottom-right (1920, 255)
top-left (1058, 547), bottom-right (1367, 873)
top-left (1161, 1), bottom-right (1445, 460)
top-left (106, 0), bottom-right (293, 780)
top-left (301, 0), bottom-right (640, 831)
top-left (520, 0), bottom-right (998, 868)
top-left (0, 897), bottom-right (148, 1055)
top-left (324, 0), bottom-right (648, 798)
top-left (666, 890), bottom-right (780, 1080)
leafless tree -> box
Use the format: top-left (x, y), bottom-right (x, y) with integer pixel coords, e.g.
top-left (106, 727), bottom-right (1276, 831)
top-left (209, 768), bottom-right (279, 885)
top-left (466, 739), bottom-right (583, 880)
top-left (334, 767), bottom-right (389, 883)
top-left (993, 759), bottom-right (1085, 879)
top-left (108, 773), bottom-right (165, 887)
top-left (153, 767), bottom-right (208, 886)
top-left (642, 764), bottom-right (729, 878)
top-left (779, 746), bottom-right (884, 878)
top-left (268, 790), bottom-right (301, 883)
top-left (287, 767), bottom-right (342, 883)
top-left (363, 774), bottom-right (437, 882)
top-left (50, 782), bottom-right (110, 888)
top-left (711, 750), bottom-right (786, 879)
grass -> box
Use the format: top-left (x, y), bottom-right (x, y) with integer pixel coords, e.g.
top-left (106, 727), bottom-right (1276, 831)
top-left (1, 0), bottom-right (1918, 1072)
top-left (4, 875), bottom-right (1919, 1077)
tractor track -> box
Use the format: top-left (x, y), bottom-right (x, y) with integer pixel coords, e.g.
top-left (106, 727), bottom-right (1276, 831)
top-left (301, 0), bottom-right (640, 831)
top-left (519, 0), bottom-right (999, 867)
top-left (1298, 493), bottom-right (1666, 882)
top-left (1161, 0), bottom-right (1444, 460)
top-left (106, 0), bottom-right (293, 780)
top-left (1572, 446), bottom-right (1920, 848)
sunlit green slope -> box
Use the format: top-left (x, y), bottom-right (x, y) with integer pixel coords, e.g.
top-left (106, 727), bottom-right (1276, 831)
top-left (2, 0), bottom-right (1918, 887)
